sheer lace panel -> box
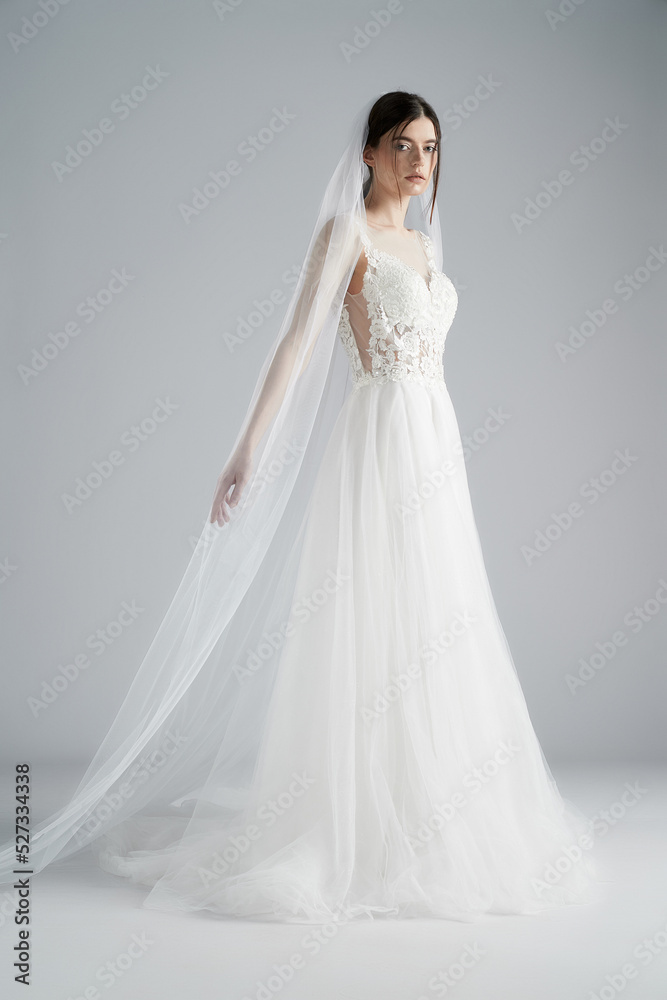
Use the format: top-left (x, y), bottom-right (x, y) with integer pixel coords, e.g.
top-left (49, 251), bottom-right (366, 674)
top-left (338, 221), bottom-right (458, 391)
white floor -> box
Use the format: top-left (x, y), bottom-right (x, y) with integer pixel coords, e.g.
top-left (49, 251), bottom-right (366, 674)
top-left (0, 763), bottom-right (666, 1000)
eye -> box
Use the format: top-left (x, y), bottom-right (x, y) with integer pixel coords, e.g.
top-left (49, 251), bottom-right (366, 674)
top-left (394, 143), bottom-right (438, 153)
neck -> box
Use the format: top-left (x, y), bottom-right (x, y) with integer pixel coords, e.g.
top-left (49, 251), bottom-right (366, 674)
top-left (363, 188), bottom-right (411, 232)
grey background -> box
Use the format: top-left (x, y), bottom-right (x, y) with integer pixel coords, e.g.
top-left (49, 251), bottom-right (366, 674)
top-left (1, 0), bottom-right (664, 766)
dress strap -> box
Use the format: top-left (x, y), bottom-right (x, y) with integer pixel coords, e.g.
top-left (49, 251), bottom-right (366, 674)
top-left (355, 217), bottom-right (382, 268)
top-left (415, 229), bottom-right (435, 267)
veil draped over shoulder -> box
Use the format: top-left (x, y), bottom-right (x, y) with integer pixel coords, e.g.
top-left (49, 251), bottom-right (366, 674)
top-left (0, 94), bottom-right (444, 883)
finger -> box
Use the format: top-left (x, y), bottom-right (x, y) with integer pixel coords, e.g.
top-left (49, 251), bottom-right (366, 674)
top-left (229, 479), bottom-right (246, 508)
top-left (213, 475), bottom-right (233, 503)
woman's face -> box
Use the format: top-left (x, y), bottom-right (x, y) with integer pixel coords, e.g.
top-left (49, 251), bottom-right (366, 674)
top-left (364, 115), bottom-right (438, 201)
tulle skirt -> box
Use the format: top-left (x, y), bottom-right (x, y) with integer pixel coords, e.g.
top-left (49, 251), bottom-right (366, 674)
top-left (93, 378), bottom-right (597, 922)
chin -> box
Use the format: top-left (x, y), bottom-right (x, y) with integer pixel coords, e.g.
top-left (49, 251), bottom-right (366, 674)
top-left (403, 182), bottom-right (427, 195)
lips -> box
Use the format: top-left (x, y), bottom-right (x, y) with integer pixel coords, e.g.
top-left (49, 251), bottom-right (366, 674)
top-left (406, 174), bottom-right (425, 181)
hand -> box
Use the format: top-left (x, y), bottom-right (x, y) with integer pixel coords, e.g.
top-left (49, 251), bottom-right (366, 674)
top-left (209, 448), bottom-right (254, 526)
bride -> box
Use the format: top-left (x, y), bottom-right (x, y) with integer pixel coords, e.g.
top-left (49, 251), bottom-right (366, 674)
top-left (0, 91), bottom-right (599, 923)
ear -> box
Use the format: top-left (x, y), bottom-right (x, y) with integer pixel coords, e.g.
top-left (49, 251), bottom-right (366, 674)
top-left (362, 144), bottom-right (375, 169)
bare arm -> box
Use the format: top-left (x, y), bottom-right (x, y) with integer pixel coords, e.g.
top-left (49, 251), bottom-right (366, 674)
top-left (210, 218), bottom-right (359, 525)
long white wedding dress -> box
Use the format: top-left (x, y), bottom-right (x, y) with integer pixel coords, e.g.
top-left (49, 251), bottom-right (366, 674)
top-left (93, 219), bottom-right (597, 922)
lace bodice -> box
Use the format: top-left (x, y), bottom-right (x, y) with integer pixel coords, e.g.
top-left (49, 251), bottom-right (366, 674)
top-left (337, 222), bottom-right (458, 391)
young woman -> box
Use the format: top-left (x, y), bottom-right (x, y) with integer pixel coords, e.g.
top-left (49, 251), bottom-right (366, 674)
top-left (0, 92), bottom-right (598, 923)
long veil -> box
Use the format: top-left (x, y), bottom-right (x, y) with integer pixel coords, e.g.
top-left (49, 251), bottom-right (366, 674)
top-left (0, 93), bottom-right (444, 884)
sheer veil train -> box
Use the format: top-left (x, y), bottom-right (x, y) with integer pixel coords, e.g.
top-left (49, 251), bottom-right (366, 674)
top-left (0, 93), bottom-right (445, 886)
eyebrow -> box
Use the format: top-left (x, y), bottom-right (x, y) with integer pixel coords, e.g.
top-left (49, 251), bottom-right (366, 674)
top-left (393, 134), bottom-right (438, 145)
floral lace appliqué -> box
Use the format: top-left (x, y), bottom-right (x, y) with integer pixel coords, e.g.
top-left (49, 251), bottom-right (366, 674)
top-left (338, 225), bottom-right (458, 391)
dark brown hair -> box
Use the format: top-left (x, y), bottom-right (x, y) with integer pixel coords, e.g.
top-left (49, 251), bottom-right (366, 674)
top-left (363, 91), bottom-right (441, 224)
